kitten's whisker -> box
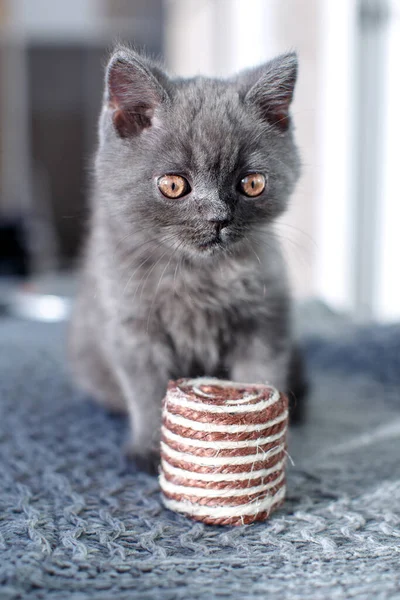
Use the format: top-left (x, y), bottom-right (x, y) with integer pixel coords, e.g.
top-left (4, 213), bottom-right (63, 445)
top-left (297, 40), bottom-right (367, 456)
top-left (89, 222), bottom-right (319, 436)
top-left (247, 240), bottom-right (262, 266)
top-left (243, 230), bottom-right (283, 260)
top-left (113, 222), bottom-right (183, 260)
top-left (251, 224), bottom-right (313, 253)
top-left (268, 231), bottom-right (314, 265)
top-left (121, 233), bottom-right (178, 297)
top-left (179, 255), bottom-right (195, 308)
top-left (122, 241), bottom-right (165, 296)
top-left (248, 228), bottom-right (313, 269)
top-left (173, 253), bottom-right (182, 290)
top-left (273, 222), bottom-right (318, 247)
top-left (137, 243), bottom-right (175, 306)
top-left (116, 227), bottom-right (173, 252)
top-left (118, 234), bottom-right (162, 265)
top-left (114, 225), bottom-right (155, 249)
top-left (146, 238), bottom-right (185, 332)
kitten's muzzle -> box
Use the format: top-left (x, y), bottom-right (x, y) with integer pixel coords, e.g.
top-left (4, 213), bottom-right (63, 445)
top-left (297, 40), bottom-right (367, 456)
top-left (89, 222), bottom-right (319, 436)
top-left (209, 217), bottom-right (232, 235)
top-left (197, 237), bottom-right (221, 251)
top-left (191, 216), bottom-right (233, 251)
top-left (197, 220), bottom-right (231, 251)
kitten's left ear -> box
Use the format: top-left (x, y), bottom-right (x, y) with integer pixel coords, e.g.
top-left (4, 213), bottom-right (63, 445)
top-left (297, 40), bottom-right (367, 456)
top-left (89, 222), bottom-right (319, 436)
top-left (239, 53), bottom-right (298, 131)
top-left (106, 47), bottom-right (169, 138)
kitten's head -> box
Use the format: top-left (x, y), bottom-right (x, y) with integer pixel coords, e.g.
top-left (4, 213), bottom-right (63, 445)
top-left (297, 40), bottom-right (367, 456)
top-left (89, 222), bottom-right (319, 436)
top-left (96, 46), bottom-right (300, 260)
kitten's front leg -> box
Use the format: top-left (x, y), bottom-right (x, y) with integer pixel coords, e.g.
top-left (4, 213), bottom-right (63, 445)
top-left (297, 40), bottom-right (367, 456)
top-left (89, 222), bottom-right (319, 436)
top-left (230, 335), bottom-right (308, 423)
top-left (112, 342), bottom-right (169, 474)
top-left (230, 335), bottom-right (290, 392)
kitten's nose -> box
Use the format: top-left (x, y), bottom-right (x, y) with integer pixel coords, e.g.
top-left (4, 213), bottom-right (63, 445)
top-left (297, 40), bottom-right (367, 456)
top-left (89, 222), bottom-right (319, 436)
top-left (208, 217), bottom-right (232, 234)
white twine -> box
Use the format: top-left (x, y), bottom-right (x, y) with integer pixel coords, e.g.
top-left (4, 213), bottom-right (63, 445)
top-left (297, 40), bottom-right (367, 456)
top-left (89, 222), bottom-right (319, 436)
top-left (161, 424), bottom-right (286, 449)
top-left (164, 409), bottom-right (288, 433)
top-left (161, 485), bottom-right (286, 520)
top-left (161, 457), bottom-right (286, 483)
top-left (159, 470), bottom-right (285, 498)
top-left (160, 441), bottom-right (285, 466)
top-left (166, 386), bottom-right (280, 414)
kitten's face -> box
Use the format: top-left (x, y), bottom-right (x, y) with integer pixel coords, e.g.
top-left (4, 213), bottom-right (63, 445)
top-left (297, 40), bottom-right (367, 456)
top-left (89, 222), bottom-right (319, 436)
top-left (96, 50), bottom-right (300, 260)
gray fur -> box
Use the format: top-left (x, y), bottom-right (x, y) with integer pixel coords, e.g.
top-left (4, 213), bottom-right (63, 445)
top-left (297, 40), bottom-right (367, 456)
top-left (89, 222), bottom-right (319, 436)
top-left (69, 47), bottom-right (301, 471)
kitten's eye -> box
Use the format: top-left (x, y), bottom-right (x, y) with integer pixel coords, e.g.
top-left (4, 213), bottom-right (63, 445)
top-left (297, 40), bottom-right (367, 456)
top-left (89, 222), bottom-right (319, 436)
top-left (157, 175), bottom-right (190, 199)
top-left (239, 173), bottom-right (266, 197)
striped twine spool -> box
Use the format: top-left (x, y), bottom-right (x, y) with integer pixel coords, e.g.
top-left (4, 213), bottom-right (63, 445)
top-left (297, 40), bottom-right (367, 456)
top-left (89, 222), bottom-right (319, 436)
top-left (159, 377), bottom-right (288, 526)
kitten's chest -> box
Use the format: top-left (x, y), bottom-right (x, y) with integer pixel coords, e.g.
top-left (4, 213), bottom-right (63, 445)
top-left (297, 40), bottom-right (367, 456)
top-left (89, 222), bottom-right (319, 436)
top-left (152, 267), bottom-right (262, 376)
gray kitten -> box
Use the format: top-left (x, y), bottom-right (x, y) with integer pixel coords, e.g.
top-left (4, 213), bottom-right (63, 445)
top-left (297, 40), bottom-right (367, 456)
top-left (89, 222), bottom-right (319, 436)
top-left (69, 46), bottom-right (307, 473)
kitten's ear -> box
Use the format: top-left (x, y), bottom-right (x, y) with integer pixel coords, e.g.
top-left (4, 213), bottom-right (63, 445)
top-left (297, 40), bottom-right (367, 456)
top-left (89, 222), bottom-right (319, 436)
top-left (240, 53), bottom-right (297, 131)
top-left (105, 48), bottom-right (169, 138)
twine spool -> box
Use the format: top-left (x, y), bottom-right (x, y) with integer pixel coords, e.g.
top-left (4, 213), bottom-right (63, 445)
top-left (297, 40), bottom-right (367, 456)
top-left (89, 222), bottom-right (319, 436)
top-left (159, 378), bottom-right (288, 526)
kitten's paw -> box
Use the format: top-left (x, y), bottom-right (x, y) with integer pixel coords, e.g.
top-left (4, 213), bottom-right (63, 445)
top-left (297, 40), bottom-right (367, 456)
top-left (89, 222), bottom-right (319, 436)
top-left (125, 441), bottom-right (160, 476)
top-left (287, 345), bottom-right (309, 425)
top-left (134, 451), bottom-right (160, 476)
top-left (287, 388), bottom-right (308, 425)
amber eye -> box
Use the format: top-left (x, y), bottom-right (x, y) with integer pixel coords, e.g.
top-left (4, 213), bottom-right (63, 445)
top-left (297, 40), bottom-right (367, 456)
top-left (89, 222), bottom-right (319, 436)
top-left (239, 173), bottom-right (266, 197)
top-left (157, 175), bottom-right (190, 199)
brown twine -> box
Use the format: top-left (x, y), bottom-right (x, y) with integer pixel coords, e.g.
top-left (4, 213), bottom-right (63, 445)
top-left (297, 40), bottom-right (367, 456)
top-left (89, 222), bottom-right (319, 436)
top-left (162, 467), bottom-right (284, 490)
top-left (161, 434), bottom-right (285, 458)
top-left (162, 414), bottom-right (287, 442)
top-left (161, 479), bottom-right (285, 507)
top-left (167, 498), bottom-right (287, 527)
top-left (160, 448), bottom-right (287, 475)
top-left (164, 394), bottom-right (287, 425)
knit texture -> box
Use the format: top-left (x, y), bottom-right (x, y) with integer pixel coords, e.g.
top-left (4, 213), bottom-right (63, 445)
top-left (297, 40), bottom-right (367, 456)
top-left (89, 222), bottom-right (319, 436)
top-left (1, 317), bottom-right (400, 599)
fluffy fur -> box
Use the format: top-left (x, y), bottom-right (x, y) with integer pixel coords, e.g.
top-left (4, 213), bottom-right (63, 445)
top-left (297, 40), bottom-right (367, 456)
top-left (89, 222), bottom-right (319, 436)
top-left (69, 47), bottom-right (307, 473)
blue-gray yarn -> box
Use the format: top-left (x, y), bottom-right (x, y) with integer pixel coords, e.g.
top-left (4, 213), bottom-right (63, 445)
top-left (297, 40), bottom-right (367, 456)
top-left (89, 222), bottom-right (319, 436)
top-left (1, 318), bottom-right (400, 600)
top-left (305, 323), bottom-right (400, 393)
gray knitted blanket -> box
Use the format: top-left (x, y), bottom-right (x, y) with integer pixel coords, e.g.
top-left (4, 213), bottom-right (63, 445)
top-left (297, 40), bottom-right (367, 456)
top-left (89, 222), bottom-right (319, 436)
top-left (1, 317), bottom-right (400, 599)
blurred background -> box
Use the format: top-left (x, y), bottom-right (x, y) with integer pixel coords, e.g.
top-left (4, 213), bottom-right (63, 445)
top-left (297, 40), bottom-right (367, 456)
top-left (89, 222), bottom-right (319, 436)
top-left (0, 0), bottom-right (399, 323)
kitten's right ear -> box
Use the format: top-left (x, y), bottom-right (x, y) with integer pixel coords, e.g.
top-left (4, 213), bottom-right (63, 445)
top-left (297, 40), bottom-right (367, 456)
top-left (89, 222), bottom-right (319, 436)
top-left (105, 48), bottom-right (169, 138)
